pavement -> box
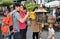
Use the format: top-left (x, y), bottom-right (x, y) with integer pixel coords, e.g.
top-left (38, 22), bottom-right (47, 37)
top-left (0, 16), bottom-right (60, 39)
top-left (27, 26), bottom-right (60, 39)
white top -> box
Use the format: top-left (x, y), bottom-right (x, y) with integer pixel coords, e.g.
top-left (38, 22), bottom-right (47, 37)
top-left (48, 28), bottom-right (55, 39)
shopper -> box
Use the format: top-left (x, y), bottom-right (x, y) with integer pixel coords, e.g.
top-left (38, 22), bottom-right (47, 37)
top-left (10, 3), bottom-right (29, 39)
top-left (7, 7), bottom-right (13, 39)
top-left (18, 5), bottom-right (29, 39)
top-left (2, 7), bottom-right (13, 39)
top-left (48, 24), bottom-right (55, 39)
top-left (31, 7), bottom-right (39, 39)
top-left (55, 8), bottom-right (60, 22)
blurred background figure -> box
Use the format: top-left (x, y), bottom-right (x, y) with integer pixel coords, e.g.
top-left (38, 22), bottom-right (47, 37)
top-left (48, 24), bottom-right (55, 39)
top-left (3, 8), bottom-right (10, 16)
top-left (31, 7), bottom-right (40, 39)
top-left (2, 7), bottom-right (13, 39)
top-left (55, 8), bottom-right (60, 23)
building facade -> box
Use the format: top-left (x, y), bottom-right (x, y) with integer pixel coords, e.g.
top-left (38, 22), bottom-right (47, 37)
top-left (34, 0), bottom-right (56, 4)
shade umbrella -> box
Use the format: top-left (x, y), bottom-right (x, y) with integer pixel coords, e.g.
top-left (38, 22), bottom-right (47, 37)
top-left (45, 1), bottom-right (60, 7)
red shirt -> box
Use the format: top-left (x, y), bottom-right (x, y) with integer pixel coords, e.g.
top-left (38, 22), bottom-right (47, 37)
top-left (18, 11), bottom-right (26, 30)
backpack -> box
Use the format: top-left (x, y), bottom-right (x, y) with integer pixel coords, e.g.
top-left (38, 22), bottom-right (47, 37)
top-left (2, 15), bottom-right (13, 26)
top-left (1, 25), bottom-right (9, 35)
top-left (1, 14), bottom-right (13, 36)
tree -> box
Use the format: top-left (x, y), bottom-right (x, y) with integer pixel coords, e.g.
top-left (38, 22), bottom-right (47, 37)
top-left (0, 2), bottom-right (3, 6)
top-left (2, 0), bottom-right (13, 6)
top-left (25, 2), bottom-right (38, 11)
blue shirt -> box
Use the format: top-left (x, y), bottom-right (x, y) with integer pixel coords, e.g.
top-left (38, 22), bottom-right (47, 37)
top-left (55, 12), bottom-right (60, 17)
top-left (10, 10), bottom-right (21, 32)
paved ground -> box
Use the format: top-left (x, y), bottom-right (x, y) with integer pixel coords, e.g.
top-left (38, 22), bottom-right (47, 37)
top-left (27, 26), bottom-right (60, 39)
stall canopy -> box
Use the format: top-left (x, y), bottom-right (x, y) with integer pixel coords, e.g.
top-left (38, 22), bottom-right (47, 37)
top-left (35, 8), bottom-right (47, 13)
top-left (45, 1), bottom-right (60, 7)
top-left (35, 4), bottom-right (48, 12)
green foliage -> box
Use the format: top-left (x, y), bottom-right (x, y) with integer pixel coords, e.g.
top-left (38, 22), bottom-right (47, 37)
top-left (0, 0), bottom-right (13, 6)
top-left (0, 2), bottom-right (3, 6)
top-left (2, 0), bottom-right (13, 5)
top-left (25, 2), bottom-right (38, 12)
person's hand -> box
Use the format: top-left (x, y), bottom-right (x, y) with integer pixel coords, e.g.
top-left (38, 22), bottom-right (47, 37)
top-left (27, 11), bottom-right (30, 16)
top-left (12, 29), bottom-right (16, 33)
top-left (58, 16), bottom-right (60, 18)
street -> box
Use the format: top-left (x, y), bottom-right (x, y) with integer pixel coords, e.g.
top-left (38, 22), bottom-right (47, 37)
top-left (0, 16), bottom-right (60, 39)
top-left (27, 26), bottom-right (60, 39)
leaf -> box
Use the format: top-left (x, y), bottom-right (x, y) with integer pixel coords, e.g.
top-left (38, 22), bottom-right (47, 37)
top-left (25, 2), bottom-right (38, 12)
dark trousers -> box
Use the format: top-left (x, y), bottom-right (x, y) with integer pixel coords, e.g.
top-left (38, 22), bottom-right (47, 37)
top-left (2, 26), bottom-right (13, 39)
top-left (20, 28), bottom-right (27, 39)
top-left (13, 32), bottom-right (21, 39)
top-left (9, 26), bottom-right (13, 39)
top-left (56, 18), bottom-right (60, 22)
top-left (33, 32), bottom-right (39, 39)
top-left (9, 32), bottom-right (14, 39)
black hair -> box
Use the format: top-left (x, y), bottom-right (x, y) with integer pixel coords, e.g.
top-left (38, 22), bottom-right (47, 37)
top-left (34, 1), bottom-right (36, 4)
top-left (13, 3), bottom-right (20, 9)
top-left (20, 4), bottom-right (26, 10)
top-left (20, 4), bottom-right (24, 9)
top-left (7, 6), bottom-right (11, 12)
top-left (33, 7), bottom-right (38, 11)
top-left (24, 6), bottom-right (26, 10)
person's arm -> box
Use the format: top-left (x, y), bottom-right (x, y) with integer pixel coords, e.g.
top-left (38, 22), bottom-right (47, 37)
top-left (15, 12), bottom-right (30, 23)
top-left (58, 16), bottom-right (60, 18)
top-left (53, 13), bottom-right (56, 21)
top-left (20, 15), bottom-right (29, 23)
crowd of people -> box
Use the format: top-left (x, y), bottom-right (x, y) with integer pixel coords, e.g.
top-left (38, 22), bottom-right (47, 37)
top-left (2, 3), bottom-right (29, 39)
top-left (1, 3), bottom-right (60, 39)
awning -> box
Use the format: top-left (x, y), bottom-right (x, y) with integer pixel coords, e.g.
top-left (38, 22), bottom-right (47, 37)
top-left (45, 1), bottom-right (60, 7)
top-left (35, 8), bottom-right (48, 13)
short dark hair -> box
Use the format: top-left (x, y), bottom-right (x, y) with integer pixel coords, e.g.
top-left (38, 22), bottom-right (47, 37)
top-left (20, 4), bottom-right (26, 10)
top-left (13, 3), bottom-right (20, 9)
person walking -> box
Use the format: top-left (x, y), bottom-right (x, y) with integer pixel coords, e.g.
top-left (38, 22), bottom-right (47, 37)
top-left (10, 3), bottom-right (29, 39)
top-left (48, 24), bottom-right (55, 39)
